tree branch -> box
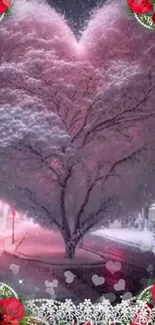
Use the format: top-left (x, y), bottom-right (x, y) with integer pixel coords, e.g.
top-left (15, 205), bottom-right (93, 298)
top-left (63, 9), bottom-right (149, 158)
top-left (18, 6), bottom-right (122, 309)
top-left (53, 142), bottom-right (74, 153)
top-left (19, 187), bottom-right (61, 229)
top-left (60, 164), bottom-right (75, 238)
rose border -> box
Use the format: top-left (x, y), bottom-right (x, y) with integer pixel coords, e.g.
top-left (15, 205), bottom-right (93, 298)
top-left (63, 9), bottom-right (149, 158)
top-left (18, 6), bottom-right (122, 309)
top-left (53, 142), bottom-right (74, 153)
top-left (0, 12), bottom-right (5, 22)
top-left (134, 12), bottom-right (155, 29)
top-left (1, 282), bottom-right (155, 325)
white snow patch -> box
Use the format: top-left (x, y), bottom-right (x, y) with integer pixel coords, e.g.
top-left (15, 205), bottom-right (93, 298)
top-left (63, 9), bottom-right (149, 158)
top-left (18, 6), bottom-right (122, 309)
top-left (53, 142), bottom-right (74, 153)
top-left (92, 228), bottom-right (154, 250)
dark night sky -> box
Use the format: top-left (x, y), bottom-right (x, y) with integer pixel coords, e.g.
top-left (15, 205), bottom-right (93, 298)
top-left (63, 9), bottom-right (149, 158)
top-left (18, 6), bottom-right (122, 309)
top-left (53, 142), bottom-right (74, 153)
top-left (47, 0), bottom-right (106, 36)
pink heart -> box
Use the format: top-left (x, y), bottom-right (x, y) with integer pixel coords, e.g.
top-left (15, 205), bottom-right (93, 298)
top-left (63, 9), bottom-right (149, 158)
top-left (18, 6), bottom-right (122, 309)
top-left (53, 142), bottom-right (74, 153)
top-left (0, 0), bottom-right (154, 226)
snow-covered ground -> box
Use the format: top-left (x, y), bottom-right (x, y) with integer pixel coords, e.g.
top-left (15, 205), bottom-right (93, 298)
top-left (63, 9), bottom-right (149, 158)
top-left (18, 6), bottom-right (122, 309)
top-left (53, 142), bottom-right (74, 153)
top-left (0, 219), bottom-right (154, 262)
top-left (0, 221), bottom-right (103, 266)
top-left (0, 220), bottom-right (154, 301)
top-left (0, 221), bottom-right (103, 301)
top-left (92, 228), bottom-right (154, 250)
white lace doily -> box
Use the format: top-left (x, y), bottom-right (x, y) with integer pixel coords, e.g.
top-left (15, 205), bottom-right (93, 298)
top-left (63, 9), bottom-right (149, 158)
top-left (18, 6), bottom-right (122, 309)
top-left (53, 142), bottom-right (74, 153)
top-left (0, 282), bottom-right (155, 325)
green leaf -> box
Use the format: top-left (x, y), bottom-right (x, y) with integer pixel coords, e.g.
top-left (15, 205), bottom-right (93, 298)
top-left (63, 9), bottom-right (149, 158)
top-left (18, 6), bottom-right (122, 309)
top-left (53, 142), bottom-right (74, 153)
top-left (126, 3), bottom-right (134, 15)
top-left (4, 9), bottom-right (12, 16)
top-left (18, 294), bottom-right (27, 304)
top-left (148, 277), bottom-right (155, 286)
top-left (26, 309), bottom-right (33, 315)
top-left (20, 316), bottom-right (33, 325)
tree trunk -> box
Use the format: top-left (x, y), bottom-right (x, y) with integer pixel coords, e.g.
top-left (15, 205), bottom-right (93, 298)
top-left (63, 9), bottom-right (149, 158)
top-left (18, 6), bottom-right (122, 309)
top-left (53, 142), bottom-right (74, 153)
top-left (65, 240), bottom-right (76, 259)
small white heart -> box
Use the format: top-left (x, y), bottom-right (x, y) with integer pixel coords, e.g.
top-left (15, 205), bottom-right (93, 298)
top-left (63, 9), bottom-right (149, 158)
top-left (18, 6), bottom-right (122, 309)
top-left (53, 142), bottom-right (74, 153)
top-left (92, 274), bottom-right (105, 286)
top-left (114, 279), bottom-right (125, 291)
top-left (147, 264), bottom-right (153, 272)
top-left (45, 280), bottom-right (50, 287)
top-left (122, 292), bottom-right (132, 300)
top-left (64, 271), bottom-right (75, 284)
top-left (102, 292), bottom-right (116, 302)
top-left (52, 279), bottom-right (58, 287)
top-left (106, 261), bottom-right (121, 274)
top-left (46, 287), bottom-right (55, 295)
top-left (9, 264), bottom-right (20, 275)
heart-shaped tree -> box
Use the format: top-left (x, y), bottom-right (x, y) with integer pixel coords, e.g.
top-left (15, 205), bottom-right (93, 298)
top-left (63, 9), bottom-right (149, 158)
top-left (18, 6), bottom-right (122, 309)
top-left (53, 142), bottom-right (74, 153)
top-left (0, 0), bottom-right (155, 259)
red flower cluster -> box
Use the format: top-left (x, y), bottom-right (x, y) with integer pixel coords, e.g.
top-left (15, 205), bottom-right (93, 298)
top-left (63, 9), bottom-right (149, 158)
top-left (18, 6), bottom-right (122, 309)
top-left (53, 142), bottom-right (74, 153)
top-left (0, 0), bottom-right (12, 14)
top-left (0, 297), bottom-right (26, 325)
top-left (127, 0), bottom-right (153, 14)
top-left (152, 285), bottom-right (155, 301)
top-left (130, 302), bottom-right (154, 325)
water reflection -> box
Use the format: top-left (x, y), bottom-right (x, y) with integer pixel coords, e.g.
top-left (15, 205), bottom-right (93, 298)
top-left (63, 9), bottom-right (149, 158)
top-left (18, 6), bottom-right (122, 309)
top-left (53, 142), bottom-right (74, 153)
top-left (0, 245), bottom-right (154, 305)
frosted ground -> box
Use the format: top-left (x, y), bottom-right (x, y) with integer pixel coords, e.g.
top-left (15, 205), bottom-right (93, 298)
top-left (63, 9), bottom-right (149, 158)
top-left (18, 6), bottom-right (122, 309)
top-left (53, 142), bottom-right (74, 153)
top-left (0, 219), bottom-right (154, 302)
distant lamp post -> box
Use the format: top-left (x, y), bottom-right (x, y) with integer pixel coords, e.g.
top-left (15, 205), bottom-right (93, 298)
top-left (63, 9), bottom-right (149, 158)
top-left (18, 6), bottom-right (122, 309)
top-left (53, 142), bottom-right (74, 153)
top-left (11, 209), bottom-right (16, 244)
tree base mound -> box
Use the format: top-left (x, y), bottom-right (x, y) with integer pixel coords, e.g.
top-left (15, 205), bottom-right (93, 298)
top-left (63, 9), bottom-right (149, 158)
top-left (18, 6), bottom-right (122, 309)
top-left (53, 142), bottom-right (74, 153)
top-left (6, 248), bottom-right (104, 268)
top-left (1, 225), bottom-right (104, 268)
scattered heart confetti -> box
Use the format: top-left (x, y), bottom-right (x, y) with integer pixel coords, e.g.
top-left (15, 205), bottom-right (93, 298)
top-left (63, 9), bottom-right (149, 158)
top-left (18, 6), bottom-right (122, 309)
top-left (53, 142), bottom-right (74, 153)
top-left (100, 292), bottom-right (116, 302)
top-left (2, 281), bottom-right (155, 325)
top-left (121, 292), bottom-right (133, 300)
top-left (45, 279), bottom-right (58, 288)
top-left (64, 271), bottom-right (75, 284)
top-left (114, 279), bottom-right (125, 291)
top-left (147, 264), bottom-right (154, 272)
top-left (52, 279), bottom-right (58, 288)
top-left (105, 261), bottom-right (121, 274)
top-left (46, 287), bottom-right (55, 295)
top-left (9, 264), bottom-right (20, 275)
top-left (45, 280), bottom-right (50, 287)
top-left (92, 274), bottom-right (105, 286)
top-left (3, 238), bottom-right (16, 252)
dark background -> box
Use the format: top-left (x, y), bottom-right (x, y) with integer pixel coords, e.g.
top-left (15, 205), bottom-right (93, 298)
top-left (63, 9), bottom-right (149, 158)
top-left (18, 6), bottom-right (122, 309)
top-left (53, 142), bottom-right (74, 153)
top-left (47, 0), bottom-right (106, 36)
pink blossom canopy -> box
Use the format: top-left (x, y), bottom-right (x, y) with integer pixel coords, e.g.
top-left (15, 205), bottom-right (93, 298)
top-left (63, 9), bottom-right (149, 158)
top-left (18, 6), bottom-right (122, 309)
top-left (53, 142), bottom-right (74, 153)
top-left (0, 0), bottom-right (155, 233)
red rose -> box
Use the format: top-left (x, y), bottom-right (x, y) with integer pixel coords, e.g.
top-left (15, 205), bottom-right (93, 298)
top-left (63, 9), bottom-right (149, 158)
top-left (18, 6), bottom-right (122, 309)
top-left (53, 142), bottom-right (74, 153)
top-left (131, 303), bottom-right (154, 325)
top-left (152, 285), bottom-right (155, 301)
top-left (127, 0), bottom-right (153, 14)
top-left (3, 315), bottom-right (19, 325)
top-left (0, 0), bottom-right (12, 14)
top-left (0, 298), bottom-right (26, 321)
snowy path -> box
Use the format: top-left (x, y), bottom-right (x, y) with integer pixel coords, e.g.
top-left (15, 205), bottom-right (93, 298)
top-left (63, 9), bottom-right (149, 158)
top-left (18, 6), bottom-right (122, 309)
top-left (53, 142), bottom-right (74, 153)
top-left (92, 228), bottom-right (154, 250)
